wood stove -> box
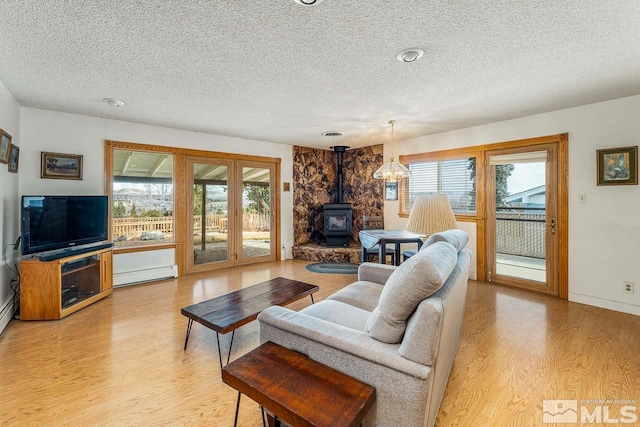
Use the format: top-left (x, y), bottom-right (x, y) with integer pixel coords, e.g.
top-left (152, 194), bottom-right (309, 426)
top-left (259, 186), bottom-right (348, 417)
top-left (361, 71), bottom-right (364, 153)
top-left (324, 146), bottom-right (352, 247)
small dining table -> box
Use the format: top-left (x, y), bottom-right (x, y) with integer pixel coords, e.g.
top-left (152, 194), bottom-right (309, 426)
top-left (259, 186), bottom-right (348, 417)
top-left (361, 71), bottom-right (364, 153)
top-left (359, 229), bottom-right (424, 265)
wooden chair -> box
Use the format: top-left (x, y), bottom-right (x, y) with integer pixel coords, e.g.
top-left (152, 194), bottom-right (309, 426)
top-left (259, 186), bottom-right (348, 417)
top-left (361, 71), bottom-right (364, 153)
top-left (362, 216), bottom-right (395, 265)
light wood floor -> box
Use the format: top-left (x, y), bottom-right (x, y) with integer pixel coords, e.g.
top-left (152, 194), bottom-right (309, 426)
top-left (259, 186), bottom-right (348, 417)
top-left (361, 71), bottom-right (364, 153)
top-left (1, 260), bottom-right (639, 426)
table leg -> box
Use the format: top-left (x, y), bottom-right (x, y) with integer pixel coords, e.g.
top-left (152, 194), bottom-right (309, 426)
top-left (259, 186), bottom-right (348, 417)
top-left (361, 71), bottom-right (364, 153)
top-left (233, 391), bottom-right (241, 427)
top-left (310, 294), bottom-right (315, 304)
top-left (378, 242), bottom-right (385, 265)
top-left (266, 414), bottom-right (281, 427)
top-left (216, 330), bottom-right (236, 369)
top-left (361, 245), bottom-right (367, 263)
top-left (394, 242), bottom-right (401, 266)
top-left (183, 319), bottom-right (193, 350)
top-left (227, 330), bottom-right (235, 365)
top-left (261, 406), bottom-right (266, 427)
top-left (216, 333), bottom-right (223, 369)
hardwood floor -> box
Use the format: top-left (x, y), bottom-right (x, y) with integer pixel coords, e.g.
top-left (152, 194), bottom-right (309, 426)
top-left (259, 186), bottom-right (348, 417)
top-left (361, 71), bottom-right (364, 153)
top-left (1, 260), bottom-right (638, 426)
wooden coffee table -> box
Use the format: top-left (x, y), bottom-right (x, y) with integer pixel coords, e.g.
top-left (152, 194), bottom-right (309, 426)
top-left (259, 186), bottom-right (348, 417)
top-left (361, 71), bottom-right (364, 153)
top-left (181, 277), bottom-right (318, 369)
top-left (222, 341), bottom-right (376, 427)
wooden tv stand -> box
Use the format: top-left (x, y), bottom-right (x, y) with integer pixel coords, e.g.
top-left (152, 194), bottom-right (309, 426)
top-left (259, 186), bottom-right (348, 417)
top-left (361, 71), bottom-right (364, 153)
top-left (20, 247), bottom-right (113, 320)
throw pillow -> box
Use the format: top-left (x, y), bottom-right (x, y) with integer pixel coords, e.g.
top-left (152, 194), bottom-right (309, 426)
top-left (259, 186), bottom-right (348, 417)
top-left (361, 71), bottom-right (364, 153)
top-left (365, 241), bottom-right (457, 343)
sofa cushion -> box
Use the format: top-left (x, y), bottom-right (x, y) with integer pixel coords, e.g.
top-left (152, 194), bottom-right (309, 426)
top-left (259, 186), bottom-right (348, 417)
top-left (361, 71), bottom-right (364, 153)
top-left (365, 241), bottom-right (458, 344)
top-left (422, 229), bottom-right (469, 253)
top-left (300, 300), bottom-right (371, 331)
top-left (327, 281), bottom-right (384, 312)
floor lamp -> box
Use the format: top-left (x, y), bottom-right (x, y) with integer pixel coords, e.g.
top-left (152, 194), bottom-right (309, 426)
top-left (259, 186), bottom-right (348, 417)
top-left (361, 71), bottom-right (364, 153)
top-left (403, 193), bottom-right (457, 261)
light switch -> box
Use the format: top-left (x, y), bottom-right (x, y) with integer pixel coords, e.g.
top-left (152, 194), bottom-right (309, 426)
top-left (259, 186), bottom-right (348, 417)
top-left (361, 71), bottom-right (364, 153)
top-left (578, 194), bottom-right (587, 204)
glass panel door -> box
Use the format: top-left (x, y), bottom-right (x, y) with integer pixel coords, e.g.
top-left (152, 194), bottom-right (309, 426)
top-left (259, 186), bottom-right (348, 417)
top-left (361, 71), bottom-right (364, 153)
top-left (486, 145), bottom-right (558, 295)
top-left (236, 161), bottom-right (276, 265)
top-left (187, 157), bottom-right (235, 271)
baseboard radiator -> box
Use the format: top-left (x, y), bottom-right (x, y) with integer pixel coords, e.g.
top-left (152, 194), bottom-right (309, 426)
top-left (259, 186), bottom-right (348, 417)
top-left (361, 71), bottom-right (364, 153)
top-left (0, 297), bottom-right (14, 334)
top-left (113, 265), bottom-right (178, 288)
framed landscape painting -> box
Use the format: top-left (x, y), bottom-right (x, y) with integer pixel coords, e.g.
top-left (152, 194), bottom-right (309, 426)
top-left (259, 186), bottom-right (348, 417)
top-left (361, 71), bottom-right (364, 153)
top-left (0, 129), bottom-right (11, 164)
top-left (596, 146), bottom-right (637, 186)
top-left (41, 152), bottom-right (83, 180)
top-left (8, 145), bottom-right (19, 173)
top-left (384, 181), bottom-right (398, 200)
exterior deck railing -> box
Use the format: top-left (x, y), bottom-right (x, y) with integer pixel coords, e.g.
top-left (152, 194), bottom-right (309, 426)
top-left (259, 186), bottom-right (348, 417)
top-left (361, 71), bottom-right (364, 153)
top-left (496, 207), bottom-right (545, 259)
top-left (112, 213), bottom-right (270, 240)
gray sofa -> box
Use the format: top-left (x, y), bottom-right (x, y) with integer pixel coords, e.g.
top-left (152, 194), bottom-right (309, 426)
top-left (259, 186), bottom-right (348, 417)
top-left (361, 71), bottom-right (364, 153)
top-left (258, 229), bottom-right (471, 427)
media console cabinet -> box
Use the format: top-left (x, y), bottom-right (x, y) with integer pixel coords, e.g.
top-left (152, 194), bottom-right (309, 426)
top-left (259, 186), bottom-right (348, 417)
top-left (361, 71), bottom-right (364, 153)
top-left (20, 247), bottom-right (113, 320)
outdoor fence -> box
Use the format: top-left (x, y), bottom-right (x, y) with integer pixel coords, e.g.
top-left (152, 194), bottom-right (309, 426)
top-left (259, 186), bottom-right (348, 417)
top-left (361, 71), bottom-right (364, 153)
top-left (113, 213), bottom-right (270, 240)
top-left (496, 209), bottom-right (546, 259)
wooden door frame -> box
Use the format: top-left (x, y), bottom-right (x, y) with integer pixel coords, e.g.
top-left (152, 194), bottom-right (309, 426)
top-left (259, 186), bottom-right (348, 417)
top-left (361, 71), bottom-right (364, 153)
top-left (477, 133), bottom-right (569, 299)
top-left (484, 143), bottom-right (559, 295)
top-left (105, 140), bottom-right (282, 276)
top-left (186, 156), bottom-right (237, 273)
top-left (235, 160), bottom-right (278, 266)
top-left (398, 133), bottom-right (568, 299)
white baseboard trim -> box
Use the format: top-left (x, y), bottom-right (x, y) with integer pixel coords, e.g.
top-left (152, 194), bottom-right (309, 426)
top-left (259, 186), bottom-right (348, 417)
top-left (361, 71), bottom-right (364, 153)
top-left (113, 265), bottom-right (178, 288)
top-left (0, 296), bottom-right (14, 335)
top-left (569, 292), bottom-right (640, 316)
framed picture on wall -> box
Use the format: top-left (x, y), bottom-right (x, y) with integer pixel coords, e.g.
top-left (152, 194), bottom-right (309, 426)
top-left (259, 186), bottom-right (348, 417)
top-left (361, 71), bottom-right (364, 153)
top-left (596, 146), bottom-right (638, 186)
top-left (0, 129), bottom-right (11, 164)
top-left (41, 152), bottom-right (84, 180)
top-left (8, 145), bottom-right (19, 173)
top-left (384, 181), bottom-right (398, 200)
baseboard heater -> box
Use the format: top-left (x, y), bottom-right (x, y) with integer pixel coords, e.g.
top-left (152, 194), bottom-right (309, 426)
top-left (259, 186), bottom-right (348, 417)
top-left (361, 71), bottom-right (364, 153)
top-left (0, 297), bottom-right (14, 334)
top-left (113, 265), bottom-right (178, 288)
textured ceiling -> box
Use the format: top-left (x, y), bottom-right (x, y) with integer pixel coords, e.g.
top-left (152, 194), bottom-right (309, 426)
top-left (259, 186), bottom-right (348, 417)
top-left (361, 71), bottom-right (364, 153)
top-left (0, 1), bottom-right (639, 149)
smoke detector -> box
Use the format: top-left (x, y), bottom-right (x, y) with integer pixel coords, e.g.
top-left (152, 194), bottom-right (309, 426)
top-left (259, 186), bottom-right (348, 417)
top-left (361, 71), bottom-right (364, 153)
top-left (294, 0), bottom-right (324, 5)
top-left (396, 48), bottom-right (425, 63)
top-left (103, 98), bottom-right (125, 107)
top-left (322, 131), bottom-right (343, 137)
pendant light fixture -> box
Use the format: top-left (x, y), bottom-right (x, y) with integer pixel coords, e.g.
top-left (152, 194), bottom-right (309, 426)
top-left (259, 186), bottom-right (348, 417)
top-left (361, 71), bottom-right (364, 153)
top-left (373, 120), bottom-right (411, 182)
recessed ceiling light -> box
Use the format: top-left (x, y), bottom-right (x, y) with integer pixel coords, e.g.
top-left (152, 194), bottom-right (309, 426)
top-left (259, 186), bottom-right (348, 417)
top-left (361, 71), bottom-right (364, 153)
top-left (396, 48), bottom-right (425, 63)
top-left (294, 0), bottom-right (324, 6)
top-left (103, 98), bottom-right (125, 107)
top-left (322, 131), bottom-right (343, 137)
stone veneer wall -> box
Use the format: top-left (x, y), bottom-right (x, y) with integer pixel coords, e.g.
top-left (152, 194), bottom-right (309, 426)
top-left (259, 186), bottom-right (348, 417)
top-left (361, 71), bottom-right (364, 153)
top-left (293, 145), bottom-right (384, 247)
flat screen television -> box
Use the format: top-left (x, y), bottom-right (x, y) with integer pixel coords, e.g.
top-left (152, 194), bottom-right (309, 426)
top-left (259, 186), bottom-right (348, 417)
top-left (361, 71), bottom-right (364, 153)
top-left (21, 195), bottom-right (109, 256)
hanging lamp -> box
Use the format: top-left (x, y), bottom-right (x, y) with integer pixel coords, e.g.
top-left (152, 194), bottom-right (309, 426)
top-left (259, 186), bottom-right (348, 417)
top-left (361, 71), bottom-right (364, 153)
top-left (373, 120), bottom-right (411, 182)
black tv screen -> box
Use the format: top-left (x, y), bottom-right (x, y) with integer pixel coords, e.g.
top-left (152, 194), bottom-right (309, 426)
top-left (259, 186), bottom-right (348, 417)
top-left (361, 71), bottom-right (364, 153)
top-left (21, 195), bottom-right (109, 255)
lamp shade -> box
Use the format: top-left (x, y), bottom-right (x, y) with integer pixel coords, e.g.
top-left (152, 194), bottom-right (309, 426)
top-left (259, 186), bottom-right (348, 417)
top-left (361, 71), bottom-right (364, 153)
top-left (406, 193), bottom-right (457, 237)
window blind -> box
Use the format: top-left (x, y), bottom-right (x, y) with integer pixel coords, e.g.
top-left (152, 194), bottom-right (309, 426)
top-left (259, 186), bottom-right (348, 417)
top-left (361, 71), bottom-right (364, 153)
top-left (405, 157), bottom-right (476, 216)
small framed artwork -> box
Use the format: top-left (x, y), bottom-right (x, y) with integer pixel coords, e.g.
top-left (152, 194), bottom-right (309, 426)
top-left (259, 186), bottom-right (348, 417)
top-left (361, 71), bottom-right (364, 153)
top-left (8, 145), bottom-right (19, 173)
top-left (596, 146), bottom-right (638, 186)
top-left (385, 181), bottom-right (398, 200)
top-left (0, 129), bottom-right (11, 164)
top-left (41, 152), bottom-right (83, 180)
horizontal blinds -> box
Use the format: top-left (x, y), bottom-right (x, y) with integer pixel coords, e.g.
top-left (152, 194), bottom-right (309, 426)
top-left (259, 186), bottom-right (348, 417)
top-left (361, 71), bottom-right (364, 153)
top-left (408, 158), bottom-right (476, 215)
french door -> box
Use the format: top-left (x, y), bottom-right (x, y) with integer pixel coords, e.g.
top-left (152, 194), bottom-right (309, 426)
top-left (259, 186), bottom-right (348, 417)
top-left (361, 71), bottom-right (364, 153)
top-left (485, 144), bottom-right (559, 295)
top-left (186, 157), bottom-right (276, 273)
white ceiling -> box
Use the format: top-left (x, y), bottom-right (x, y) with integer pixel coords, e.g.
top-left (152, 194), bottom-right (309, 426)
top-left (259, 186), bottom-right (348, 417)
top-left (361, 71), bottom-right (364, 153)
top-left (1, 1), bottom-right (639, 150)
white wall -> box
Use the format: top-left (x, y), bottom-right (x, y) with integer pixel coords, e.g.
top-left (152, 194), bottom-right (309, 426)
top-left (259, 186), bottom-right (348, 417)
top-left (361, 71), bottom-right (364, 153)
top-left (0, 80), bottom-right (20, 333)
top-left (384, 95), bottom-right (640, 316)
top-left (19, 108), bottom-right (295, 269)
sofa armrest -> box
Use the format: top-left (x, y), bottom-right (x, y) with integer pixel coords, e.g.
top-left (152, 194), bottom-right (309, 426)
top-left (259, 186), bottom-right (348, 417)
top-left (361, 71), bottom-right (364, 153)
top-left (357, 262), bottom-right (397, 284)
top-left (258, 305), bottom-right (429, 379)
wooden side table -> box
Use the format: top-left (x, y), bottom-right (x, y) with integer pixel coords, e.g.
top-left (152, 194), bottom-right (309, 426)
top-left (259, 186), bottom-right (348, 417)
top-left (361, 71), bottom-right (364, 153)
top-left (222, 341), bottom-right (376, 427)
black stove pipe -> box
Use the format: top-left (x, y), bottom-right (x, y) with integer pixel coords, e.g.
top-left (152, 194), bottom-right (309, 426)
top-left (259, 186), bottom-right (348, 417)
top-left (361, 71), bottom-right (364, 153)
top-left (331, 145), bottom-right (349, 204)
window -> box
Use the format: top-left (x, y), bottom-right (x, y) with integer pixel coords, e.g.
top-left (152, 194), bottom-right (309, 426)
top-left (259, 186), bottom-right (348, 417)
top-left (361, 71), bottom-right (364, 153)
top-left (401, 156), bottom-right (477, 216)
top-left (111, 150), bottom-right (174, 247)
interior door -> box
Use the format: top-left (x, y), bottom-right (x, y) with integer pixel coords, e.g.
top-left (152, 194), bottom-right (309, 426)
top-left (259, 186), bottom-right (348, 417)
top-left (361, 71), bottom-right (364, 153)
top-left (235, 160), bottom-right (277, 265)
top-left (485, 144), bottom-right (559, 295)
top-left (186, 157), bottom-right (235, 272)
